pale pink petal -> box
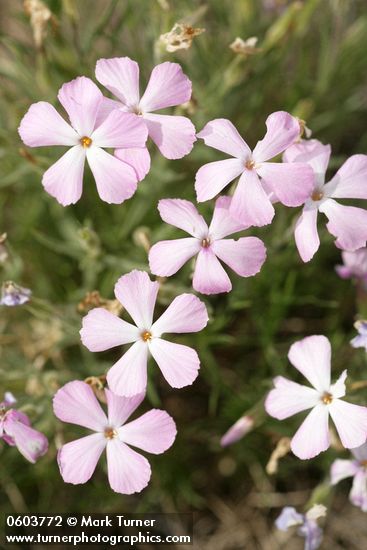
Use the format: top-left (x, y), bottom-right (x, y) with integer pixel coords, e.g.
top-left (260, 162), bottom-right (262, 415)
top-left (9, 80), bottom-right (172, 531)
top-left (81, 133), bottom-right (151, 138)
top-left (95, 97), bottom-right (123, 127)
top-left (256, 162), bottom-right (314, 207)
top-left (106, 341), bottom-right (148, 397)
top-left (326, 155), bottom-right (367, 199)
top-left (196, 119), bottom-right (251, 159)
top-left (58, 434), bottom-right (106, 484)
top-left (351, 442), bottom-right (367, 462)
top-left (265, 376), bottom-right (320, 419)
top-left (329, 370), bottom-right (347, 399)
top-left (338, 249), bottom-right (367, 280)
top-left (330, 459), bottom-right (359, 485)
top-left (42, 145), bottom-right (85, 206)
top-left (119, 409), bottom-right (176, 454)
top-left (230, 170), bottom-right (275, 227)
top-left (114, 270), bottom-right (159, 329)
top-left (149, 338), bottom-right (200, 388)
top-left (288, 335), bottom-right (331, 392)
top-left (143, 113), bottom-right (196, 159)
top-left (252, 111), bottom-right (300, 163)
top-left (4, 412), bottom-right (48, 463)
top-left (291, 405), bottom-right (330, 459)
top-left (195, 159), bottom-right (244, 202)
top-left (106, 438), bottom-right (151, 494)
top-left (80, 308), bottom-right (140, 352)
top-left (335, 265), bottom-right (353, 279)
top-left (320, 199), bottom-right (367, 251)
top-left (329, 399), bottom-right (367, 449)
top-left (105, 389), bottom-right (145, 427)
top-left (139, 62), bottom-right (191, 112)
top-left (151, 294), bottom-right (209, 335)
top-left (4, 410), bottom-right (30, 428)
top-left (157, 199), bottom-right (208, 238)
top-left (149, 238), bottom-right (200, 277)
top-left (95, 57), bottom-right (140, 108)
top-left (220, 416), bottom-right (254, 447)
top-left (283, 139), bottom-right (331, 178)
top-left (208, 196), bottom-right (250, 239)
top-left (115, 147), bottom-right (151, 181)
top-left (58, 76), bottom-right (102, 136)
top-left (86, 147), bottom-right (137, 204)
top-left (193, 248), bottom-right (232, 294)
top-left (211, 237), bottom-right (266, 277)
top-left (53, 380), bottom-right (107, 431)
top-left (350, 470), bottom-right (367, 511)
top-left (294, 207), bottom-right (320, 262)
top-left (91, 111), bottom-right (147, 149)
top-left (18, 102), bottom-right (79, 147)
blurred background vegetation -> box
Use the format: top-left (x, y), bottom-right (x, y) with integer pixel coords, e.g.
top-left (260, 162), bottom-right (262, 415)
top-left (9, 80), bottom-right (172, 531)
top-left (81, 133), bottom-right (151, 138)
top-left (1, 0), bottom-right (367, 548)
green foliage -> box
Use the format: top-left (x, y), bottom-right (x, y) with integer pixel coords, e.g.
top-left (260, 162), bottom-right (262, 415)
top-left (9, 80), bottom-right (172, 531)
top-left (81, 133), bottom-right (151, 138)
top-left (1, 0), bottom-right (367, 534)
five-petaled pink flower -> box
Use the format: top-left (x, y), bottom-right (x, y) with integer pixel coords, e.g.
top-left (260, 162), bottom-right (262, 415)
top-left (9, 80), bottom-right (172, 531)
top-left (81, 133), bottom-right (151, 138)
top-left (80, 270), bottom-right (209, 397)
top-left (0, 393), bottom-right (48, 463)
top-left (95, 57), bottom-right (196, 179)
top-left (18, 76), bottom-right (148, 206)
top-left (195, 112), bottom-right (314, 227)
top-left (330, 442), bottom-right (367, 512)
top-left (148, 197), bottom-right (266, 294)
top-left (53, 381), bottom-right (176, 494)
top-left (265, 335), bottom-right (367, 459)
top-left (284, 139), bottom-right (367, 262)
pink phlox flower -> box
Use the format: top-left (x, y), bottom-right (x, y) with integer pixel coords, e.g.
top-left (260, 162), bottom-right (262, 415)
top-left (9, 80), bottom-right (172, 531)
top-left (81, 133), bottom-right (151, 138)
top-left (95, 57), bottom-right (196, 178)
top-left (336, 249), bottom-right (367, 283)
top-left (276, 504), bottom-right (326, 550)
top-left (0, 394), bottom-right (48, 463)
top-left (148, 196), bottom-right (267, 295)
top-left (80, 270), bottom-right (209, 397)
top-left (284, 139), bottom-right (367, 262)
top-left (331, 442), bottom-right (367, 512)
top-left (18, 76), bottom-right (148, 206)
top-left (53, 381), bottom-right (176, 494)
top-left (194, 112), bottom-right (314, 227)
top-left (350, 320), bottom-right (367, 351)
top-left (265, 335), bottom-right (367, 459)
top-left (220, 415), bottom-right (254, 447)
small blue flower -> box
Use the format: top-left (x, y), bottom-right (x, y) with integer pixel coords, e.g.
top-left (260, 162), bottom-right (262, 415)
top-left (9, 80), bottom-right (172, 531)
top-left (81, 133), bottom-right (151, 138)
top-left (276, 504), bottom-right (326, 550)
top-left (0, 281), bottom-right (31, 307)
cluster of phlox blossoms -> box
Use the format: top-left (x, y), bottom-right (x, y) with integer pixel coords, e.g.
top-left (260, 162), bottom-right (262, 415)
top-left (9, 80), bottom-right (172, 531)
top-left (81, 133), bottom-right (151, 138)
top-left (8, 51), bottom-right (367, 534)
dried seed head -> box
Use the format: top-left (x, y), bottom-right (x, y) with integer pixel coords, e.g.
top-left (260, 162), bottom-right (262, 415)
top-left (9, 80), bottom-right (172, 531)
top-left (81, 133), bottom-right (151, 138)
top-left (229, 36), bottom-right (261, 56)
top-left (159, 23), bottom-right (205, 52)
top-left (24, 0), bottom-right (54, 49)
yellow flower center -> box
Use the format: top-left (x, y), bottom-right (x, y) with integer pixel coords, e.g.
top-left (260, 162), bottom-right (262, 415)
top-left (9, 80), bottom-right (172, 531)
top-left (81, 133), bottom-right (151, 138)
top-left (322, 392), bottom-right (333, 405)
top-left (360, 460), bottom-right (367, 468)
top-left (80, 136), bottom-right (92, 148)
top-left (245, 159), bottom-right (256, 170)
top-left (311, 190), bottom-right (324, 202)
top-left (141, 330), bottom-right (152, 342)
top-left (104, 427), bottom-right (118, 440)
top-left (201, 238), bottom-right (211, 248)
